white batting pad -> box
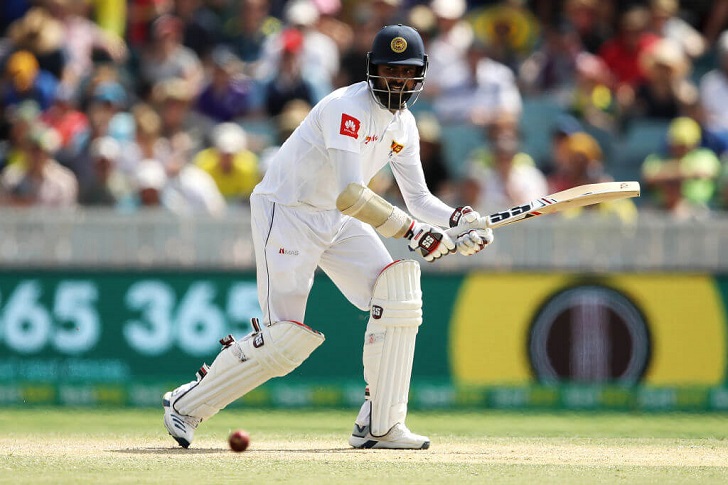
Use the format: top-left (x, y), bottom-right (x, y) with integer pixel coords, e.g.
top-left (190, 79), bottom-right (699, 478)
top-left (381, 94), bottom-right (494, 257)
top-left (174, 320), bottom-right (324, 419)
top-left (363, 259), bottom-right (423, 436)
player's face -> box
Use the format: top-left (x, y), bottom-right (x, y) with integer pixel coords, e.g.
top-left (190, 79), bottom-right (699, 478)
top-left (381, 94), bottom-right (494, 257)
top-left (375, 64), bottom-right (419, 93)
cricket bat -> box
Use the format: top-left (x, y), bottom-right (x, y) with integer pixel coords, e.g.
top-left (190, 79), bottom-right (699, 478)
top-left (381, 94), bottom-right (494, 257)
top-left (447, 181), bottom-right (640, 235)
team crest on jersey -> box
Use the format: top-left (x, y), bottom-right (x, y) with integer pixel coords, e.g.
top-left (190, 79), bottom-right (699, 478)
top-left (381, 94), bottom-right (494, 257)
top-left (390, 141), bottom-right (404, 153)
top-left (339, 113), bottom-right (360, 139)
top-left (390, 37), bottom-right (407, 53)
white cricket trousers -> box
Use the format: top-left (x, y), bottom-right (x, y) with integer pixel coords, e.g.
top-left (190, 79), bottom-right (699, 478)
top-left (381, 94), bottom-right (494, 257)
top-left (250, 193), bottom-right (394, 324)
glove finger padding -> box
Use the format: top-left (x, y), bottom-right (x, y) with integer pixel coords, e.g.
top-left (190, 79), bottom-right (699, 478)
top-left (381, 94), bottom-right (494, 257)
top-left (456, 228), bottom-right (493, 256)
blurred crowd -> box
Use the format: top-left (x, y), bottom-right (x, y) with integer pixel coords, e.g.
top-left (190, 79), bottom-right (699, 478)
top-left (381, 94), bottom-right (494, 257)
top-left (1, 0), bottom-right (728, 220)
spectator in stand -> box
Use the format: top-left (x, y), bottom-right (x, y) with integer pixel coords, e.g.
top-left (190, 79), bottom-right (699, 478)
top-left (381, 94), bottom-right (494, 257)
top-left (126, 0), bottom-right (169, 50)
top-left (460, 126), bottom-right (548, 213)
top-left (258, 99), bottom-right (311, 174)
top-left (6, 7), bottom-right (67, 81)
top-left (123, 158), bottom-right (169, 211)
top-left (598, 6), bottom-right (660, 92)
top-left (550, 131), bottom-right (638, 221)
top-left (40, 85), bottom-right (89, 154)
top-left (0, 100), bottom-right (41, 172)
top-left (0, 123), bottom-right (78, 207)
top-left (85, 79), bottom-right (134, 144)
top-left (260, 27), bottom-right (327, 117)
top-left (647, 0), bottom-right (706, 61)
top-left (432, 35), bottom-right (522, 127)
top-left (89, 0), bottom-right (127, 38)
top-left (641, 116), bottom-right (721, 217)
top-left (43, 0), bottom-right (127, 90)
top-left (518, 21), bottom-right (584, 96)
top-left (561, 0), bottom-right (611, 55)
top-left (196, 46), bottom-right (260, 123)
top-left (137, 14), bottom-right (204, 99)
top-left (569, 52), bottom-right (618, 134)
top-left (424, 0), bottom-right (473, 100)
top-left (335, 15), bottom-right (379, 88)
top-left (539, 114), bottom-right (583, 177)
top-left (698, 31), bottom-right (728, 137)
top-left (172, 0), bottom-right (222, 61)
top-left (547, 131), bottom-right (609, 192)
top-left (622, 38), bottom-right (697, 121)
top-left (152, 77), bottom-right (212, 159)
top-left (65, 80), bottom-right (134, 192)
top-left (1, 50), bottom-right (59, 111)
top-left (256, 0), bottom-right (339, 90)
top-left (311, 0), bottom-right (354, 57)
top-left (118, 102), bottom-right (173, 179)
top-left (223, 0), bottom-right (281, 75)
top-left (473, 0), bottom-right (541, 73)
top-left (78, 135), bottom-right (131, 206)
top-left (163, 150), bottom-right (227, 217)
top-left (194, 122), bottom-right (260, 204)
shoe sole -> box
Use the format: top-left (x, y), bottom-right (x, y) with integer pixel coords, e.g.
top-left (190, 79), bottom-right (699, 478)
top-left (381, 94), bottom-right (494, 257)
top-left (349, 437), bottom-right (431, 450)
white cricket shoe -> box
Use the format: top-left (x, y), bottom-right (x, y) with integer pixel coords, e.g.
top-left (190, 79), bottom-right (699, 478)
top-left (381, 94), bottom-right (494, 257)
top-left (349, 422), bottom-right (430, 449)
top-left (163, 382), bottom-right (201, 449)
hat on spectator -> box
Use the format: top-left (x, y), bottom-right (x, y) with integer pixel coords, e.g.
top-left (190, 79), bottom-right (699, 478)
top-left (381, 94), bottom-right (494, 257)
top-left (431, 0), bottom-right (466, 20)
top-left (566, 132), bottom-right (602, 161)
top-left (90, 136), bottom-right (121, 162)
top-left (552, 114), bottom-right (582, 137)
top-left (135, 159), bottom-right (168, 190)
top-left (212, 123), bottom-right (248, 154)
top-left (6, 50), bottom-right (39, 91)
top-left (93, 81), bottom-right (127, 106)
top-left (641, 38), bottom-right (689, 79)
top-left (153, 78), bottom-right (193, 103)
top-left (667, 117), bottom-right (701, 147)
top-left (285, 0), bottom-right (319, 27)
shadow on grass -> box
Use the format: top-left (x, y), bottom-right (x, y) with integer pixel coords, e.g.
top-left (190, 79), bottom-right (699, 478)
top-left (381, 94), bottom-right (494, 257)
top-left (108, 447), bottom-right (364, 455)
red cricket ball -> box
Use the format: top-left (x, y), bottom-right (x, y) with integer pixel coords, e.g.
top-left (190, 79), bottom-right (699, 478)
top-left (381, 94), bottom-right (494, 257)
top-left (228, 429), bottom-right (250, 452)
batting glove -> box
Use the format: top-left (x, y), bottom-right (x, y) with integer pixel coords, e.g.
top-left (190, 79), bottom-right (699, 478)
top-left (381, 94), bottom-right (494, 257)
top-left (454, 228), bottom-right (494, 256)
top-left (449, 206), bottom-right (480, 228)
top-left (405, 220), bottom-right (455, 262)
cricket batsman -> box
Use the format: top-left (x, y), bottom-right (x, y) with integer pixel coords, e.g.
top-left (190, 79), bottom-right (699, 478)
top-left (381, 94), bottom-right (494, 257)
top-left (163, 24), bottom-right (494, 449)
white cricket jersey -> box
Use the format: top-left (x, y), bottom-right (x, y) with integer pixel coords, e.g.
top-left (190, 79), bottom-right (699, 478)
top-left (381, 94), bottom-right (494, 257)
top-left (253, 82), bottom-right (453, 227)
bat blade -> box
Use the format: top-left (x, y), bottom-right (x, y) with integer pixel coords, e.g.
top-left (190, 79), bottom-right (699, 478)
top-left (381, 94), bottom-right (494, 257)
top-left (449, 181), bottom-right (640, 235)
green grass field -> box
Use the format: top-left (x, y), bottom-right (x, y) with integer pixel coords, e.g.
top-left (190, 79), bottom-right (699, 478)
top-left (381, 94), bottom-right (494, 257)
top-left (2, 408), bottom-right (728, 484)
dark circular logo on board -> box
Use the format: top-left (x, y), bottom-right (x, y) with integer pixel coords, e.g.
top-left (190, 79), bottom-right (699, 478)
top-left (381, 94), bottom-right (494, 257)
top-left (528, 285), bottom-right (650, 384)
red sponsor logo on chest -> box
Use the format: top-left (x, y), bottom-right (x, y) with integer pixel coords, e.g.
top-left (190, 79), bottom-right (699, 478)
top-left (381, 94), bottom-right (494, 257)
top-left (339, 113), bottom-right (361, 139)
